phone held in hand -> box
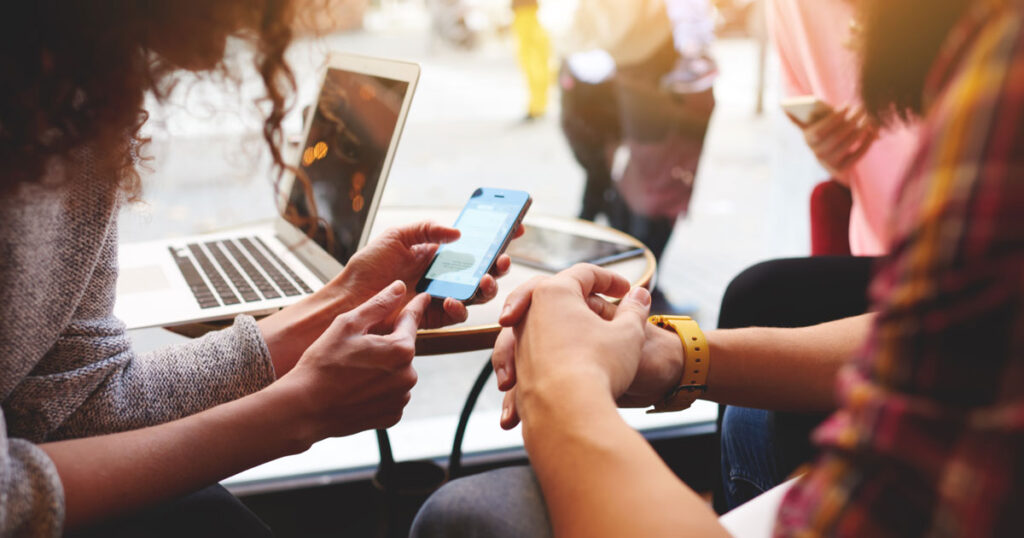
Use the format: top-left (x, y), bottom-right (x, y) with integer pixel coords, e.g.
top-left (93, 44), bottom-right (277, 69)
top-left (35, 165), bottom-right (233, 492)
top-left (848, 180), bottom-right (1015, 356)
top-left (781, 95), bottom-right (832, 125)
top-left (417, 188), bottom-right (532, 302)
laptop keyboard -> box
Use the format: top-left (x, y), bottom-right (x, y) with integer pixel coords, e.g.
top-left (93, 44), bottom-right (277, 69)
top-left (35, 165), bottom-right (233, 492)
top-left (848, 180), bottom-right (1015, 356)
top-left (239, 238), bottom-right (302, 297)
top-left (169, 247), bottom-right (220, 309)
top-left (169, 236), bottom-right (314, 310)
top-left (252, 237), bottom-right (314, 295)
top-left (188, 243), bottom-right (241, 306)
top-left (206, 241), bottom-right (258, 303)
top-left (221, 240), bottom-right (280, 300)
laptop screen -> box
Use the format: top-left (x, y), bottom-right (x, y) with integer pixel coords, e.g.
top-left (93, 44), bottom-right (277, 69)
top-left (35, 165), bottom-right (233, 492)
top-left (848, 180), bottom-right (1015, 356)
top-left (284, 67), bottom-right (410, 266)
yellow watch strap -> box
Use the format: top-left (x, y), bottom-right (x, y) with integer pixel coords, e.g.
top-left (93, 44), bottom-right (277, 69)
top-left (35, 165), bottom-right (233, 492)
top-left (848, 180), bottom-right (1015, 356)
top-left (646, 315), bottom-right (709, 413)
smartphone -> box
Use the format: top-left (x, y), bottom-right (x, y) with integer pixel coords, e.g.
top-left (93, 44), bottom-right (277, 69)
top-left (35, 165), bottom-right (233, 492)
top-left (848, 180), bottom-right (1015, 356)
top-left (417, 188), bottom-right (532, 302)
top-left (781, 95), bottom-right (832, 124)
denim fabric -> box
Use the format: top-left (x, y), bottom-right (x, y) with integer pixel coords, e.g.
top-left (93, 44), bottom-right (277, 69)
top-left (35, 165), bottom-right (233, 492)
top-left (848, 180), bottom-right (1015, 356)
top-left (720, 406), bottom-right (826, 511)
top-left (411, 466), bottom-right (553, 538)
top-left (720, 406), bottom-right (784, 510)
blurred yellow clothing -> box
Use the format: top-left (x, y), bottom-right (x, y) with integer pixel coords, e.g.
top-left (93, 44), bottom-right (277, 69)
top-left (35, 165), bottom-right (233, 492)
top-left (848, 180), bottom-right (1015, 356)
top-left (513, 5), bottom-right (552, 117)
top-left (566, 0), bottom-right (673, 67)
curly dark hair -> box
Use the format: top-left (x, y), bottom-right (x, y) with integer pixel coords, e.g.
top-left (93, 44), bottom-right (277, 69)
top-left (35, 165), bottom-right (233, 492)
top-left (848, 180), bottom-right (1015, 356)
top-left (0, 0), bottom-right (299, 198)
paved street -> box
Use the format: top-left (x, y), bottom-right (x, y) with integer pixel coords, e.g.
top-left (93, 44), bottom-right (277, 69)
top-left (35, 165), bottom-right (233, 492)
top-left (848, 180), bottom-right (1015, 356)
top-left (124, 4), bottom-right (825, 483)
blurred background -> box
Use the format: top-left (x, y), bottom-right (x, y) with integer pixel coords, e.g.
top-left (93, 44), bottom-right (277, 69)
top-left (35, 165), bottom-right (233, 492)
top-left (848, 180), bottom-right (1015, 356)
top-left (124, 0), bottom-right (825, 498)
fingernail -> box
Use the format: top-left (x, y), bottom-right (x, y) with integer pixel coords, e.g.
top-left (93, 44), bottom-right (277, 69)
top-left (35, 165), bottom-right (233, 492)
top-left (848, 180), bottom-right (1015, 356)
top-left (501, 304), bottom-right (511, 319)
top-left (629, 287), bottom-right (651, 306)
top-left (501, 406), bottom-right (511, 421)
top-left (389, 280), bottom-right (404, 295)
top-left (495, 365), bottom-right (506, 385)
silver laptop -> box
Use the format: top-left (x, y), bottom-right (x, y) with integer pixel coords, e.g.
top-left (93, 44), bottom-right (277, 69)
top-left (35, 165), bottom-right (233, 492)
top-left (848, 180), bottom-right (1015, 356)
top-left (115, 53), bottom-right (421, 330)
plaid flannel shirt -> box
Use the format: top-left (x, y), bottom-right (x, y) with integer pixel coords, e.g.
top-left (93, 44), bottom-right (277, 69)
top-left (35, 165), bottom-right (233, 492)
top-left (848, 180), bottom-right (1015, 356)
top-left (775, 1), bottom-right (1024, 536)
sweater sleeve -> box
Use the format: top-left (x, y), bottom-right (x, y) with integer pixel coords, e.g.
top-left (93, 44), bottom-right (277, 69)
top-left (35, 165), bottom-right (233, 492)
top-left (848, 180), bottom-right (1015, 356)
top-left (0, 412), bottom-right (64, 537)
top-left (3, 217), bottom-right (277, 443)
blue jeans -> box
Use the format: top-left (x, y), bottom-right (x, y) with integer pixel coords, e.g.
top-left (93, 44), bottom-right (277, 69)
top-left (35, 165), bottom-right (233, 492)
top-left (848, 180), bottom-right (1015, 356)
top-left (411, 466), bottom-right (553, 538)
top-left (720, 406), bottom-right (823, 511)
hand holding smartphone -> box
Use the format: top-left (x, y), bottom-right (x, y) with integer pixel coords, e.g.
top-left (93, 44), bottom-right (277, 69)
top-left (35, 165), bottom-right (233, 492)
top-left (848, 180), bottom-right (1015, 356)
top-left (781, 96), bottom-right (876, 179)
top-left (417, 188), bottom-right (532, 302)
top-left (781, 95), bottom-right (832, 125)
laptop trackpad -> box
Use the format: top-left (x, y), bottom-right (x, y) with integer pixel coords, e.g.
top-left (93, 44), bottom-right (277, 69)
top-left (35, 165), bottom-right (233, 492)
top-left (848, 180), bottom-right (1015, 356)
top-left (117, 265), bottom-right (172, 295)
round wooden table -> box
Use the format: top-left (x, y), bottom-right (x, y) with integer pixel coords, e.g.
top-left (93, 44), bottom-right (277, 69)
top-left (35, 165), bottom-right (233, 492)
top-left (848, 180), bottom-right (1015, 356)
top-left (371, 207), bottom-right (657, 356)
top-left (165, 207), bottom-right (657, 352)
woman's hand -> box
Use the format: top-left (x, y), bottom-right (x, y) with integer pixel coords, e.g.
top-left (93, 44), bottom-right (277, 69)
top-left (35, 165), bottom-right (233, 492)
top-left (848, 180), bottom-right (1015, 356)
top-left (330, 220), bottom-right (520, 327)
top-left (790, 104), bottom-right (877, 185)
top-left (260, 220), bottom-right (518, 376)
top-left (491, 264), bottom-right (654, 429)
top-left (44, 282), bottom-right (429, 530)
top-left (271, 280), bottom-right (427, 440)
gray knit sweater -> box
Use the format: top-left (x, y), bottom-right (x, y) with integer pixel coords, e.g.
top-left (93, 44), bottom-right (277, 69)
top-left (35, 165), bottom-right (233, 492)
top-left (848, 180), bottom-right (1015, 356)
top-left (0, 157), bottom-right (277, 536)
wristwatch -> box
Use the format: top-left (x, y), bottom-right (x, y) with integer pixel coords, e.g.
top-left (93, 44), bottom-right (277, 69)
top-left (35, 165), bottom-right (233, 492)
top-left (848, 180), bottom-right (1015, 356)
top-left (646, 315), bottom-right (710, 413)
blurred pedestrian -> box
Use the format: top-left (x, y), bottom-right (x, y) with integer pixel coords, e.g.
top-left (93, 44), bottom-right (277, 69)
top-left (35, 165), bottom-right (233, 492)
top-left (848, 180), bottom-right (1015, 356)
top-left (661, 0), bottom-right (719, 93)
top-left (559, 0), bottom-right (716, 312)
top-left (512, 0), bottom-right (553, 120)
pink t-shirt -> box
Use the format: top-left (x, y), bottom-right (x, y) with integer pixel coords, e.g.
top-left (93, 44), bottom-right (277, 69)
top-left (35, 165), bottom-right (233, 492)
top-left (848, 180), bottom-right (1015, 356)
top-left (769, 0), bottom-right (921, 256)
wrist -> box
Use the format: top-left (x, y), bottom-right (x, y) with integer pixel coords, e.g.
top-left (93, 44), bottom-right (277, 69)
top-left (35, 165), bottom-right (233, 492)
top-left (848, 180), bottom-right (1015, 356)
top-left (518, 367), bottom-right (617, 430)
top-left (646, 315), bottom-right (710, 413)
top-left (255, 377), bottom-right (321, 454)
top-left (521, 381), bottom-right (619, 453)
top-left (258, 290), bottom-right (351, 377)
top-left (649, 323), bottom-right (686, 397)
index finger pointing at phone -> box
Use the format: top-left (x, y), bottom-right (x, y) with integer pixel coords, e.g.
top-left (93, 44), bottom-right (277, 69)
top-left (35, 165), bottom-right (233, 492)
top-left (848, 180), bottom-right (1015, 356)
top-left (392, 292), bottom-right (430, 338)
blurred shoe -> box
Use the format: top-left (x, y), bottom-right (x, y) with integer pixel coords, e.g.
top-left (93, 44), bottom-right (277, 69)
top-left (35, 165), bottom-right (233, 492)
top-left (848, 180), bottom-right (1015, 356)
top-left (660, 54), bottom-right (719, 95)
top-left (649, 288), bottom-right (698, 317)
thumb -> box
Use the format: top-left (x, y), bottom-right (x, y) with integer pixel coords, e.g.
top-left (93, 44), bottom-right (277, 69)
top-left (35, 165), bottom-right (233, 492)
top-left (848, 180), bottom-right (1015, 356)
top-left (410, 243), bottom-right (440, 267)
top-left (346, 280), bottom-right (408, 333)
top-left (613, 287), bottom-right (651, 327)
top-left (395, 221), bottom-right (460, 249)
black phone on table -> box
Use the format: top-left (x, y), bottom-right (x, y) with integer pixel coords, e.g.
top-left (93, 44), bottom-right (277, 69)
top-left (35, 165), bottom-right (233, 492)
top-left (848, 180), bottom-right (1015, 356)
top-left (507, 225), bottom-right (645, 273)
top-left (417, 188), bottom-right (532, 302)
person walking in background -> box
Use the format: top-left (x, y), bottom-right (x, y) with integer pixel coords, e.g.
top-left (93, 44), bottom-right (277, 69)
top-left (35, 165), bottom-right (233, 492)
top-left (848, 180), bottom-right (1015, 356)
top-left (559, 0), bottom-right (716, 313)
top-left (661, 0), bottom-right (719, 93)
top-left (511, 0), bottom-right (553, 120)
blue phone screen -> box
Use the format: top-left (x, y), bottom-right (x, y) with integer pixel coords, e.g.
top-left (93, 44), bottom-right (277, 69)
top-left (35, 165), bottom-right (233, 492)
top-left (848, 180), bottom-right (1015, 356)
top-left (425, 200), bottom-right (522, 286)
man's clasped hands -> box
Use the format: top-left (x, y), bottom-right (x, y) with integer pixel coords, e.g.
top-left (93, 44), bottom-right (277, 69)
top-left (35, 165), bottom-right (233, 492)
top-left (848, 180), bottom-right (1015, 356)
top-left (262, 219), bottom-right (668, 444)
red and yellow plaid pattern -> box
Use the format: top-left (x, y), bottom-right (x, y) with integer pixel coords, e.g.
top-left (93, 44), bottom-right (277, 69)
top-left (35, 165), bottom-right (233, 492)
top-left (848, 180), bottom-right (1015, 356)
top-left (776, 2), bottom-right (1024, 536)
